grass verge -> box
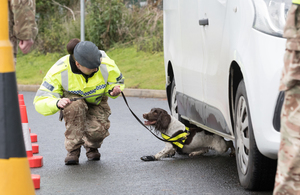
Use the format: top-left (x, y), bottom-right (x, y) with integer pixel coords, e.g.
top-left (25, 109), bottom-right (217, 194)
top-left (16, 46), bottom-right (165, 90)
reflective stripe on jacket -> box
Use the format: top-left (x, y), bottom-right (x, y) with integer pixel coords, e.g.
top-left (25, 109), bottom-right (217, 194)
top-left (33, 51), bottom-right (125, 116)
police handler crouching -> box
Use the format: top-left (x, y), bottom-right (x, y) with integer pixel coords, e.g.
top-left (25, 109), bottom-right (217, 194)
top-left (33, 39), bottom-right (125, 165)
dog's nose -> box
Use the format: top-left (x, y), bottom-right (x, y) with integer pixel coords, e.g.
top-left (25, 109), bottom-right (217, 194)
top-left (143, 114), bottom-right (146, 118)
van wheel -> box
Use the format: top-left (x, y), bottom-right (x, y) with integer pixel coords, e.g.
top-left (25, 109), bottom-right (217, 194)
top-left (234, 80), bottom-right (276, 190)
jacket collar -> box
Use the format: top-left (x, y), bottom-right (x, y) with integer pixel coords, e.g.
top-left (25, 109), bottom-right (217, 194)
top-left (69, 55), bottom-right (98, 83)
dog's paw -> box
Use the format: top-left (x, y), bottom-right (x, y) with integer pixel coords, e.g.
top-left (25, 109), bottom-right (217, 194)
top-left (229, 150), bottom-right (236, 157)
top-left (189, 153), bottom-right (195, 157)
top-left (189, 149), bottom-right (208, 157)
top-left (166, 152), bottom-right (175, 158)
top-left (141, 155), bottom-right (156, 161)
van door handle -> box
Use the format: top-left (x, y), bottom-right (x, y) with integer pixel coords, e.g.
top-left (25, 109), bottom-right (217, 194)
top-left (199, 19), bottom-right (209, 26)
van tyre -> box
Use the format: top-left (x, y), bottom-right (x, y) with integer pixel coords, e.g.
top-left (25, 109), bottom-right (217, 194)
top-left (170, 78), bottom-right (184, 123)
top-left (234, 80), bottom-right (277, 190)
top-left (170, 78), bottom-right (178, 119)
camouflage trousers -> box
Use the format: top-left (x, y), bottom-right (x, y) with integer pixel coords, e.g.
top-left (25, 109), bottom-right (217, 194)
top-left (273, 87), bottom-right (300, 195)
top-left (62, 92), bottom-right (111, 152)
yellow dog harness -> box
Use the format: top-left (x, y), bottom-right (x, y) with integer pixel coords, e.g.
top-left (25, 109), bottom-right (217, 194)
top-left (161, 127), bottom-right (190, 148)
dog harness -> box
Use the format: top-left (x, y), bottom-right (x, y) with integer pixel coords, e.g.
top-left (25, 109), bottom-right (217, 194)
top-left (161, 127), bottom-right (190, 148)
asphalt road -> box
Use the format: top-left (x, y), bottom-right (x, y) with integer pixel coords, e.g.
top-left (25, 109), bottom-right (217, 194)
top-left (20, 91), bottom-right (273, 195)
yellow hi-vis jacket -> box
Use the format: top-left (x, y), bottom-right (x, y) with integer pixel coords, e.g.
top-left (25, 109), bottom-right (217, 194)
top-left (33, 51), bottom-right (125, 116)
top-left (293, 0), bottom-right (300, 4)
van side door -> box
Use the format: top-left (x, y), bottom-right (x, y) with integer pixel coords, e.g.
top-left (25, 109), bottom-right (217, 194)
top-left (198, 0), bottom-right (231, 135)
top-left (170, 0), bottom-right (206, 121)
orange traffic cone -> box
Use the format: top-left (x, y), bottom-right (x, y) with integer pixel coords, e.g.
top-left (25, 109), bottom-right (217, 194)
top-left (18, 94), bottom-right (39, 154)
top-left (30, 128), bottom-right (39, 154)
top-left (31, 174), bottom-right (41, 189)
top-left (18, 93), bottom-right (25, 105)
top-left (29, 128), bottom-right (38, 143)
top-left (0, 1), bottom-right (35, 193)
top-left (19, 105), bottom-right (43, 168)
top-left (18, 94), bottom-right (39, 142)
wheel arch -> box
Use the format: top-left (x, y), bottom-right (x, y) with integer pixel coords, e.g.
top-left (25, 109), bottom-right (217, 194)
top-left (166, 60), bottom-right (174, 110)
top-left (229, 61), bottom-right (243, 133)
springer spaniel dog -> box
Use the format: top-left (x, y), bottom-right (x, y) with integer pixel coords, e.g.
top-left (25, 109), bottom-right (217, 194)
top-left (141, 108), bottom-right (235, 161)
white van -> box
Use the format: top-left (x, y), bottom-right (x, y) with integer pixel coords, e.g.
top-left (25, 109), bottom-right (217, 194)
top-left (163, 0), bottom-right (291, 190)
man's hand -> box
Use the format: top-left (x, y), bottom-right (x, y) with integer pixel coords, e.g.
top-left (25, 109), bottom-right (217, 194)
top-left (110, 85), bottom-right (121, 96)
top-left (57, 98), bottom-right (72, 109)
top-left (19, 39), bottom-right (34, 54)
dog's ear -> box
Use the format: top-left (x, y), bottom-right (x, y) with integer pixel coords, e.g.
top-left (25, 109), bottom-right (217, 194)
top-left (155, 110), bottom-right (171, 132)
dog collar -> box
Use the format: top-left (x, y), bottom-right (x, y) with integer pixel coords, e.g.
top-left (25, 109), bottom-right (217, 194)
top-left (161, 127), bottom-right (190, 148)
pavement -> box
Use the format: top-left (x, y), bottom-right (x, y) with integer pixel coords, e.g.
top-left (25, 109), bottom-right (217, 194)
top-left (17, 85), bottom-right (167, 99)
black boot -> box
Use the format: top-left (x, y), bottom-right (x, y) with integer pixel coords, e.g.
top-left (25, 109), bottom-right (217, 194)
top-left (85, 147), bottom-right (101, 161)
top-left (65, 148), bottom-right (81, 165)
